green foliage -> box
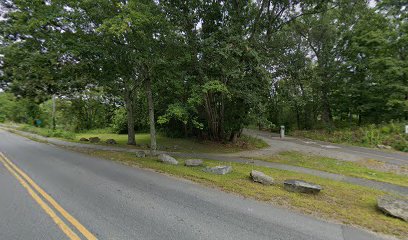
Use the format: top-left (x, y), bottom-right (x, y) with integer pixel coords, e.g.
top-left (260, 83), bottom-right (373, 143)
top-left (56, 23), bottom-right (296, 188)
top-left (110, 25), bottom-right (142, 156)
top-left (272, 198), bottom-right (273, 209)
top-left (1, 0), bottom-right (406, 144)
top-left (0, 92), bottom-right (41, 123)
top-left (111, 108), bottom-right (128, 134)
top-left (18, 124), bottom-right (76, 140)
top-left (292, 122), bottom-right (408, 152)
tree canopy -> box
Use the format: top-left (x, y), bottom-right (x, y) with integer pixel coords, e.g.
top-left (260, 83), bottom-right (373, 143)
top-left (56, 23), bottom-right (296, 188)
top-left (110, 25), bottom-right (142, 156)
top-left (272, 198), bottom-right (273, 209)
top-left (0, 0), bottom-right (406, 143)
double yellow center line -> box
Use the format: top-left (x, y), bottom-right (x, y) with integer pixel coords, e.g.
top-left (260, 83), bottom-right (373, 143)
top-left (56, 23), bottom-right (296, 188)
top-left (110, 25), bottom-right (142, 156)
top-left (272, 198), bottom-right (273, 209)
top-left (0, 152), bottom-right (97, 240)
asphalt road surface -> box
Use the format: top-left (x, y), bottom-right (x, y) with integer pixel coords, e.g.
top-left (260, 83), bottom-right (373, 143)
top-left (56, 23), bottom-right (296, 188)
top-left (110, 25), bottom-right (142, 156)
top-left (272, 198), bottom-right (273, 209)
top-left (0, 130), bottom-right (390, 240)
top-left (242, 129), bottom-right (408, 166)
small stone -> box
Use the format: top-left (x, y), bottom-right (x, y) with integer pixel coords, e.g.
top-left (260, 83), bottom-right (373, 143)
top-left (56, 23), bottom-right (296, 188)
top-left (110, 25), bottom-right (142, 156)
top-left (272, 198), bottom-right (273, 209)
top-left (377, 195), bottom-right (408, 222)
top-left (384, 145), bottom-right (392, 150)
top-left (158, 154), bottom-right (178, 165)
top-left (79, 138), bottom-right (89, 142)
top-left (250, 170), bottom-right (274, 185)
top-left (105, 139), bottom-right (117, 144)
top-left (89, 137), bottom-right (100, 143)
top-left (203, 166), bottom-right (232, 175)
top-left (185, 159), bottom-right (203, 167)
top-left (283, 180), bottom-right (322, 194)
top-left (135, 151), bottom-right (146, 158)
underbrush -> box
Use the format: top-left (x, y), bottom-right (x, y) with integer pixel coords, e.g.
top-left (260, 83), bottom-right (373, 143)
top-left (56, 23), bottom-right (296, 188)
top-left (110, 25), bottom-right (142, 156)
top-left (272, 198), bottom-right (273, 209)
top-left (18, 125), bottom-right (76, 140)
top-left (292, 122), bottom-right (408, 152)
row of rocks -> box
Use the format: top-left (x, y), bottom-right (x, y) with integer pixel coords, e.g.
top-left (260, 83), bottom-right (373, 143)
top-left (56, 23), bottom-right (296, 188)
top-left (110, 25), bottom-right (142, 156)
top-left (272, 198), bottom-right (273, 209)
top-left (157, 154), bottom-right (322, 194)
top-left (156, 155), bottom-right (408, 221)
top-left (250, 170), bottom-right (322, 194)
top-left (158, 154), bottom-right (233, 175)
top-left (80, 137), bottom-right (117, 144)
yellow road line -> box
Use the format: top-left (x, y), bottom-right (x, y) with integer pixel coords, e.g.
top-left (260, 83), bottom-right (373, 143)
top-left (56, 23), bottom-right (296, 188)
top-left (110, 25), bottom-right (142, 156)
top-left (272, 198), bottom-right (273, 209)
top-left (0, 152), bottom-right (97, 240)
top-left (0, 155), bottom-right (81, 240)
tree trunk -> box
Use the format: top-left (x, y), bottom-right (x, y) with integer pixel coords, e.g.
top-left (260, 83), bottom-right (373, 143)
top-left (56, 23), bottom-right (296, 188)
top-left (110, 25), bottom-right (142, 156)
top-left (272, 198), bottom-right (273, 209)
top-left (125, 87), bottom-right (136, 145)
top-left (229, 131), bottom-right (238, 143)
top-left (321, 89), bottom-right (333, 128)
top-left (146, 75), bottom-right (157, 155)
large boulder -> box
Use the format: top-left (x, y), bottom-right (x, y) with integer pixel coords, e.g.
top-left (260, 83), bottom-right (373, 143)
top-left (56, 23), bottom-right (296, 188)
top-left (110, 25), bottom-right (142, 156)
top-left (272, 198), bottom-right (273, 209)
top-left (377, 195), bottom-right (408, 222)
top-left (105, 139), bottom-right (117, 144)
top-left (158, 154), bottom-right (178, 165)
top-left (283, 180), bottom-right (322, 194)
top-left (79, 138), bottom-right (89, 142)
top-left (89, 137), bottom-right (101, 143)
top-left (250, 170), bottom-right (274, 185)
top-left (203, 166), bottom-right (232, 175)
top-left (185, 159), bottom-right (203, 167)
top-left (135, 151), bottom-right (146, 158)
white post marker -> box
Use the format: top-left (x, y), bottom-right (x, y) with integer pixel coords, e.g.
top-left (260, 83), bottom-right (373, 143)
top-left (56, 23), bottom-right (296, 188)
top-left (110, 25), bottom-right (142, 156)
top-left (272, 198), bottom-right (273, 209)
top-left (280, 125), bottom-right (285, 139)
top-left (405, 125), bottom-right (408, 134)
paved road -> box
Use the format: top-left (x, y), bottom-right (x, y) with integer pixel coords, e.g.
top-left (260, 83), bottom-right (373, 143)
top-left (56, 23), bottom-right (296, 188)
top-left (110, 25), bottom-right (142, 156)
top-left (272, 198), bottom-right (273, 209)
top-left (242, 129), bottom-right (408, 166)
top-left (0, 130), bottom-right (391, 240)
top-left (2, 127), bottom-right (406, 196)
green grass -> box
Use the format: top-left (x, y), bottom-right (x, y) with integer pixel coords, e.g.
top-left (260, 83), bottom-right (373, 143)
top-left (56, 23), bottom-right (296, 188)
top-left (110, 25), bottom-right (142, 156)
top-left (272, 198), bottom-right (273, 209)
top-left (257, 152), bottom-right (408, 187)
top-left (70, 148), bottom-right (408, 238)
top-left (74, 132), bottom-right (268, 153)
top-left (17, 124), bottom-right (76, 140)
top-left (11, 123), bottom-right (268, 153)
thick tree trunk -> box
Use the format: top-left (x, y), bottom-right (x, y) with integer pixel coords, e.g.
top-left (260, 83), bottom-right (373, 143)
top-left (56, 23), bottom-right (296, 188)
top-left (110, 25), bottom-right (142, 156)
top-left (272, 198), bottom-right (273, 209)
top-left (229, 131), bottom-right (238, 143)
top-left (321, 88), bottom-right (333, 128)
top-left (125, 87), bottom-right (136, 145)
top-left (146, 75), bottom-right (157, 155)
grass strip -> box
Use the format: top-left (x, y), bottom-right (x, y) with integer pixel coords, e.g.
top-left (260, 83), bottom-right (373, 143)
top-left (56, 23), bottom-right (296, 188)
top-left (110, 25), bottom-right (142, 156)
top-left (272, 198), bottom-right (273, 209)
top-left (258, 151), bottom-right (408, 187)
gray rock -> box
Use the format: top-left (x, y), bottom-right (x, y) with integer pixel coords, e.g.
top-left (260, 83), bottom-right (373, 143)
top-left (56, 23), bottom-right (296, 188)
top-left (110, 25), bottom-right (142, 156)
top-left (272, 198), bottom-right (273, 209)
top-left (135, 151), bottom-right (146, 158)
top-left (377, 195), bottom-right (408, 222)
top-left (185, 159), bottom-right (203, 167)
top-left (79, 138), bottom-right (89, 142)
top-left (158, 154), bottom-right (178, 165)
top-left (105, 139), bottom-right (117, 144)
top-left (250, 170), bottom-right (274, 185)
top-left (203, 166), bottom-right (232, 175)
top-left (377, 144), bottom-right (392, 150)
top-left (89, 137), bottom-right (100, 143)
top-left (283, 180), bottom-right (322, 194)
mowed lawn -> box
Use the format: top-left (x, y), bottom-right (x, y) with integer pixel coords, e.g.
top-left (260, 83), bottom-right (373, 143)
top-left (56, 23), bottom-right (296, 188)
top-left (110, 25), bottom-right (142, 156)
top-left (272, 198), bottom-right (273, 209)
top-left (75, 132), bottom-right (268, 153)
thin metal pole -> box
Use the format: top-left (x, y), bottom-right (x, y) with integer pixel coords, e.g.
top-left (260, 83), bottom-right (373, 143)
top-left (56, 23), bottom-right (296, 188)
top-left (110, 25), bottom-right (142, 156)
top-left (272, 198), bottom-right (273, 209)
top-left (52, 94), bottom-right (56, 130)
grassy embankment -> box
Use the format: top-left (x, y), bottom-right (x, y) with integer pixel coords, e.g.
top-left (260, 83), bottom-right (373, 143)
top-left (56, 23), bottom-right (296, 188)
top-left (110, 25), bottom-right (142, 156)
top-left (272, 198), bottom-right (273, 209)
top-left (291, 122), bottom-right (408, 152)
top-left (70, 148), bottom-right (408, 238)
top-left (259, 151), bottom-right (408, 187)
top-left (12, 124), bottom-right (268, 153)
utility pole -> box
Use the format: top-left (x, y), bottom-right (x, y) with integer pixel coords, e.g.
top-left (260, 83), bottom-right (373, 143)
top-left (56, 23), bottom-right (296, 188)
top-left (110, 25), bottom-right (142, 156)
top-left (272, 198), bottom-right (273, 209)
top-left (52, 94), bottom-right (56, 130)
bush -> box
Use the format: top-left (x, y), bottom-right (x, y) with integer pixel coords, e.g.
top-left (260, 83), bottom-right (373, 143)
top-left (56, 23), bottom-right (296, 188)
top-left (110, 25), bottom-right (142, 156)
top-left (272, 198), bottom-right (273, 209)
top-left (111, 108), bottom-right (128, 134)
